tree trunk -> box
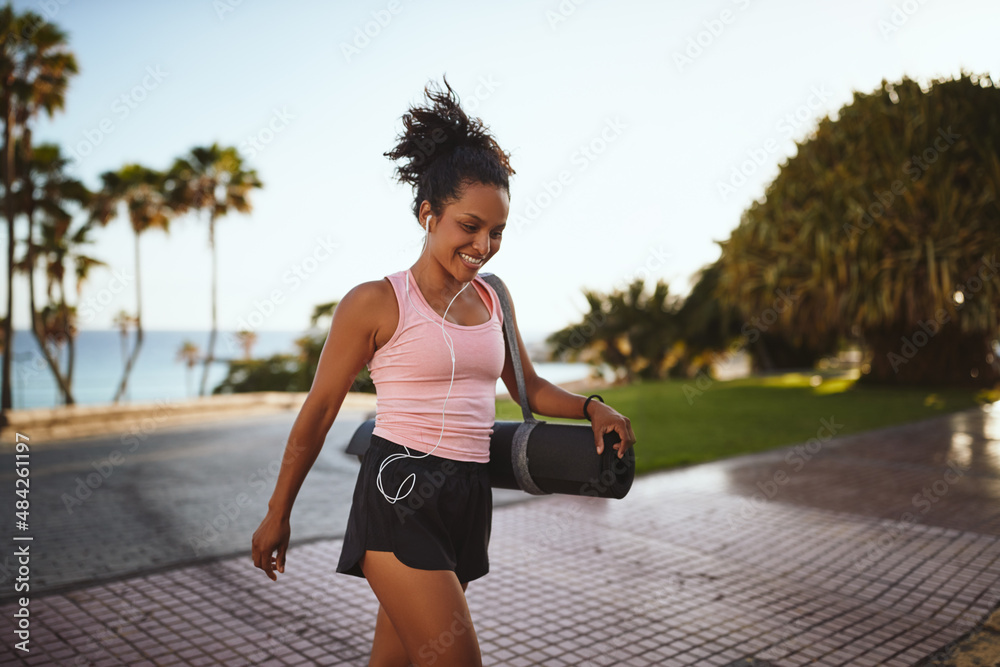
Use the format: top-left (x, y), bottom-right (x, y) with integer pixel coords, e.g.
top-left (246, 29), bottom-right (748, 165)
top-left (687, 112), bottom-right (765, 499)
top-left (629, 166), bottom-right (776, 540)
top-left (22, 139), bottom-right (76, 404)
top-left (113, 230), bottom-right (143, 403)
top-left (199, 211), bottom-right (218, 397)
top-left (60, 276), bottom-right (75, 404)
top-left (2, 97), bottom-right (15, 418)
top-left (861, 321), bottom-right (1000, 388)
top-left (26, 223), bottom-right (75, 404)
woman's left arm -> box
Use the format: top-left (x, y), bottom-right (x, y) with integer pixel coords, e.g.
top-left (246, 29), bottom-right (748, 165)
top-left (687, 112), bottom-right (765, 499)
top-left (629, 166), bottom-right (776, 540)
top-left (497, 281), bottom-right (637, 458)
top-left (526, 379), bottom-right (637, 458)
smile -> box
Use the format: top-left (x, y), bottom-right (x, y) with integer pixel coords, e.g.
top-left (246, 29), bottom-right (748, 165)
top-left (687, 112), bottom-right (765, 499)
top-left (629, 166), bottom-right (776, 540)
top-left (459, 252), bottom-right (484, 266)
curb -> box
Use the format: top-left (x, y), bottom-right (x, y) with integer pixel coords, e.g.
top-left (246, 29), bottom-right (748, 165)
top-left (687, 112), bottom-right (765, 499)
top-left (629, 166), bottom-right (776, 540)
top-left (0, 391), bottom-right (378, 448)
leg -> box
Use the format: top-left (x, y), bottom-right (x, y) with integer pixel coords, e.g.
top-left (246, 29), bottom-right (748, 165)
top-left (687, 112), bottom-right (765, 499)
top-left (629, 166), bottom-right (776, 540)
top-left (362, 550), bottom-right (482, 667)
top-left (369, 582), bottom-right (470, 667)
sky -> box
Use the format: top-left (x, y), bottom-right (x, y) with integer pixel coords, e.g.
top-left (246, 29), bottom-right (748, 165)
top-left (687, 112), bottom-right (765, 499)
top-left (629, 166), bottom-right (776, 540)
top-left (2, 0), bottom-right (998, 342)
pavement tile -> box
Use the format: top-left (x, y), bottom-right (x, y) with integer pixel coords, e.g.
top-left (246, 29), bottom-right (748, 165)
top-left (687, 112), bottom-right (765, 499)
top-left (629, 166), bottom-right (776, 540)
top-left (4, 405), bottom-right (1000, 665)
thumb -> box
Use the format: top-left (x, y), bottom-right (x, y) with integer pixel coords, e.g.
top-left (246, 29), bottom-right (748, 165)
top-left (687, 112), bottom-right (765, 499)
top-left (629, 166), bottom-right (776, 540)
top-left (277, 543), bottom-right (287, 573)
top-left (595, 426), bottom-right (604, 455)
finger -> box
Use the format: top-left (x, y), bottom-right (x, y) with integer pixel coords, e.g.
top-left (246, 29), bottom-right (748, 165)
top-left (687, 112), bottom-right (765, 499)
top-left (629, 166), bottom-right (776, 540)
top-left (595, 428), bottom-right (603, 455)
top-left (262, 550), bottom-right (276, 581)
top-left (615, 426), bottom-right (628, 457)
top-left (277, 543), bottom-right (287, 574)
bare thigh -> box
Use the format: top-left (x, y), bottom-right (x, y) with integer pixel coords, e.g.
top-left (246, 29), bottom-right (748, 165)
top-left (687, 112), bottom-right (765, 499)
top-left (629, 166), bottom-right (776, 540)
top-left (361, 550), bottom-right (481, 667)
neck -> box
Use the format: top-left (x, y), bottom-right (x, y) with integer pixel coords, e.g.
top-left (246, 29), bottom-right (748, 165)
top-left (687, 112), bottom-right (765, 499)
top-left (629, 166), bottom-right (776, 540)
top-left (410, 254), bottom-right (471, 304)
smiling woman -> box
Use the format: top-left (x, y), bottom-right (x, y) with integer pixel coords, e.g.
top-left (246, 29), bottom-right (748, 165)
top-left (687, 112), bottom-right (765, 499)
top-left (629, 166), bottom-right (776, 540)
top-left (251, 73), bottom-right (635, 667)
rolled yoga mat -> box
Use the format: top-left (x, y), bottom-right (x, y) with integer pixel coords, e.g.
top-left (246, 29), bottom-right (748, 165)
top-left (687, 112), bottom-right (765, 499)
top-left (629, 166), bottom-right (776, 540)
top-left (345, 418), bottom-right (634, 499)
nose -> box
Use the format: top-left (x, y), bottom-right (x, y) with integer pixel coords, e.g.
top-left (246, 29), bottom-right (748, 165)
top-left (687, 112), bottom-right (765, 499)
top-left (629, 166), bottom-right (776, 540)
top-left (473, 231), bottom-right (490, 256)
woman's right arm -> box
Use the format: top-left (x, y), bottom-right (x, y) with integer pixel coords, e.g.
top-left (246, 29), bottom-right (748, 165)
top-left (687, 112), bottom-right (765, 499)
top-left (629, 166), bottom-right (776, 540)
top-left (251, 281), bottom-right (382, 580)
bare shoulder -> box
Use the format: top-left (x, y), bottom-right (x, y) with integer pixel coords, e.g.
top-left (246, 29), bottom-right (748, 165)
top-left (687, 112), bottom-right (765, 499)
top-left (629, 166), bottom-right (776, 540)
top-left (337, 277), bottom-right (398, 352)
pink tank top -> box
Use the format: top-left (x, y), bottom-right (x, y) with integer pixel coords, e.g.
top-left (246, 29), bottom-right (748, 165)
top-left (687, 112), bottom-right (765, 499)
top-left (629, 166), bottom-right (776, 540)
top-left (368, 268), bottom-right (506, 463)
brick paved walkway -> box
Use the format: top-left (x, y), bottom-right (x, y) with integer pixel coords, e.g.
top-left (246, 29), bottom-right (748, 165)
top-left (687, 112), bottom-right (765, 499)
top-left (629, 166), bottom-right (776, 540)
top-left (2, 403), bottom-right (998, 666)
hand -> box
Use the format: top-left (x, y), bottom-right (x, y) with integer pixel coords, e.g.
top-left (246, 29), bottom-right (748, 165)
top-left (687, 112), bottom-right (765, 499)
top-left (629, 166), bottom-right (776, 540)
top-left (590, 402), bottom-right (637, 458)
top-left (251, 509), bottom-right (290, 581)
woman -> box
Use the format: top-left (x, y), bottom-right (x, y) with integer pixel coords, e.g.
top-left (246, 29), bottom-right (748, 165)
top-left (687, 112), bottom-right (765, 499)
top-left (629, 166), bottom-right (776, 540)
top-left (251, 75), bottom-right (637, 667)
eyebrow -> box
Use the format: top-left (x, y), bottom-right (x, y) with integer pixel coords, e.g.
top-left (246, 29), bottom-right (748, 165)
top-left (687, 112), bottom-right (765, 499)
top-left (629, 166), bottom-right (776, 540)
top-left (461, 212), bottom-right (506, 229)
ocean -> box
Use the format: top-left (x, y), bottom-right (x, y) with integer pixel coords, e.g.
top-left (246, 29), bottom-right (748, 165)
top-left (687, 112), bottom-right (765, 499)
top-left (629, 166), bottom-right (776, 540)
top-left (1, 329), bottom-right (594, 411)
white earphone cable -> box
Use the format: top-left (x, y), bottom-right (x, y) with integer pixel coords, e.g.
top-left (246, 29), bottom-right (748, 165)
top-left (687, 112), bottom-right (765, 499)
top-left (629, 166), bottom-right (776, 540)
top-left (376, 215), bottom-right (478, 504)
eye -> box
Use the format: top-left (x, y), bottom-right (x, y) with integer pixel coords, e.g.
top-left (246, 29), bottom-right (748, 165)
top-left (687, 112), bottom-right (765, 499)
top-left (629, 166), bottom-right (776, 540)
top-left (491, 231), bottom-right (503, 239)
top-left (463, 224), bottom-right (477, 232)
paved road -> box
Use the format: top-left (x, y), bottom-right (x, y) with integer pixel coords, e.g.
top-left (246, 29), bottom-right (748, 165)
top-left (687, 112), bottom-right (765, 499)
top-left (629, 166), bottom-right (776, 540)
top-left (3, 405), bottom-right (998, 665)
top-left (0, 409), bottom-right (527, 601)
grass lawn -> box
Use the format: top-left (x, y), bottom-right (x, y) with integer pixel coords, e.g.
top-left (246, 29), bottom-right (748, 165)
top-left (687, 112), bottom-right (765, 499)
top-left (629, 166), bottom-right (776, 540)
top-left (495, 372), bottom-right (999, 476)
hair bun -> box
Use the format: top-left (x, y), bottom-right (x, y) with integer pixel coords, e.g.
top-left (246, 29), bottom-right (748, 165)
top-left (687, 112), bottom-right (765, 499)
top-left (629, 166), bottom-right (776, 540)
top-left (384, 74), bottom-right (513, 188)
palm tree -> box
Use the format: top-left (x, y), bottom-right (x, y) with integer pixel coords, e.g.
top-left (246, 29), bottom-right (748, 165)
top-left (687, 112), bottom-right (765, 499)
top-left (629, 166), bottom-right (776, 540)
top-left (164, 143), bottom-right (262, 397)
top-left (547, 278), bottom-right (679, 382)
top-left (89, 165), bottom-right (173, 403)
top-left (5, 140), bottom-right (90, 403)
top-left (20, 215), bottom-right (104, 405)
top-left (0, 4), bottom-right (78, 416)
top-left (112, 309), bottom-right (136, 398)
top-left (234, 329), bottom-right (257, 360)
top-left (176, 340), bottom-right (201, 397)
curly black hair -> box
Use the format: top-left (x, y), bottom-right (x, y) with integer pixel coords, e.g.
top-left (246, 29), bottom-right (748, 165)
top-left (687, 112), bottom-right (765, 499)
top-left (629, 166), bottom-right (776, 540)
top-left (384, 74), bottom-right (515, 224)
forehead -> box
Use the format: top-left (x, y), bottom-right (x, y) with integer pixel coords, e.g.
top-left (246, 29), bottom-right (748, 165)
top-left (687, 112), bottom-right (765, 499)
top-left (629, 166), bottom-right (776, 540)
top-left (447, 182), bottom-right (509, 220)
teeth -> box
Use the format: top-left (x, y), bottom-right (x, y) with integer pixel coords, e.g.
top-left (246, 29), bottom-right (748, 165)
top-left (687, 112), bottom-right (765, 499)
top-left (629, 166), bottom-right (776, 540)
top-left (460, 253), bottom-right (483, 264)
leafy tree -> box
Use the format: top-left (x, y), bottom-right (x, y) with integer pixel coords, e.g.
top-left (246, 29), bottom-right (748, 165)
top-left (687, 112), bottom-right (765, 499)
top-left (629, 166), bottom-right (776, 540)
top-left (715, 72), bottom-right (1000, 387)
top-left (89, 165), bottom-right (174, 403)
top-left (0, 4), bottom-right (77, 414)
top-left (164, 144), bottom-right (262, 398)
top-left (16, 211), bottom-right (103, 404)
top-left (175, 340), bottom-right (201, 398)
top-left (212, 301), bottom-right (374, 395)
top-left (547, 278), bottom-right (680, 382)
top-left (4, 140), bottom-right (90, 403)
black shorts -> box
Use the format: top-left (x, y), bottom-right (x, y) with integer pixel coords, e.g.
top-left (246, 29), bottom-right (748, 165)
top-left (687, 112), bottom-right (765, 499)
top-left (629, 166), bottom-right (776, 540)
top-left (336, 433), bottom-right (492, 583)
